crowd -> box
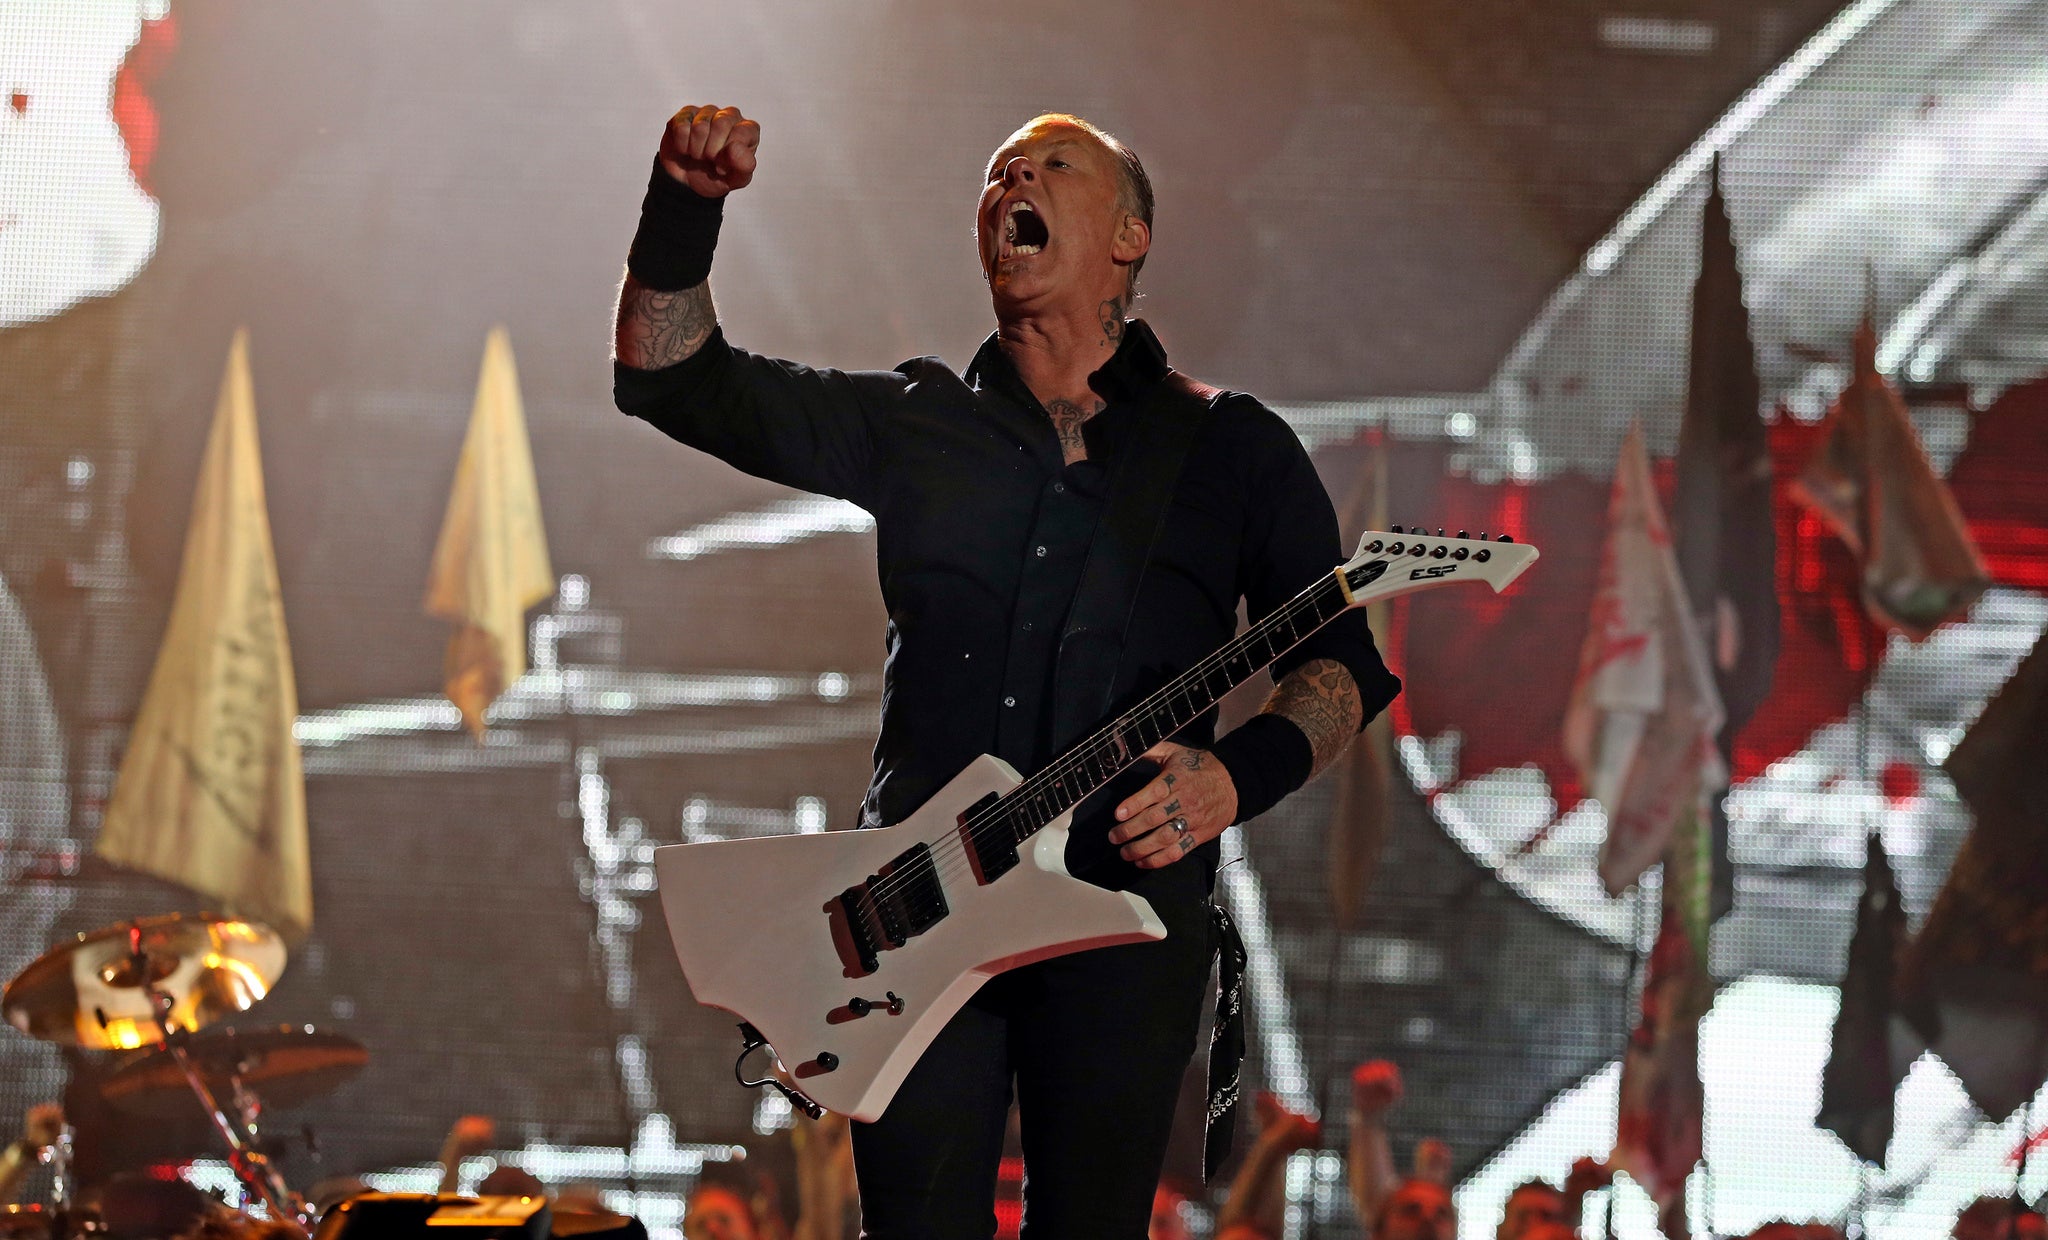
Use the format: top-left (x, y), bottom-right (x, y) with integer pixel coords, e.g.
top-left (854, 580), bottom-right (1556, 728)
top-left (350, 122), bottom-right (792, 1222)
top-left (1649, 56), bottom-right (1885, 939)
top-left (3, 1081), bottom-right (2044, 1238)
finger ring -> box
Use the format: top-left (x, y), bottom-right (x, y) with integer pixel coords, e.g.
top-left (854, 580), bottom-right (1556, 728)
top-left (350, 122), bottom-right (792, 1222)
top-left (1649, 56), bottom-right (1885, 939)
top-left (1168, 816), bottom-right (1189, 837)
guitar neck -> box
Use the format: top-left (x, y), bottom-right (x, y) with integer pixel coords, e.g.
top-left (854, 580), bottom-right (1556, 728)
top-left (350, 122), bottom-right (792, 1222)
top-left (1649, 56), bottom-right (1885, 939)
top-left (981, 567), bottom-right (1356, 849)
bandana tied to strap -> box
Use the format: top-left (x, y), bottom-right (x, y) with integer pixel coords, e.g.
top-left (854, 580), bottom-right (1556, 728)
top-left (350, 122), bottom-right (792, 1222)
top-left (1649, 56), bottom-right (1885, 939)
top-left (1205, 901), bottom-right (1249, 1181)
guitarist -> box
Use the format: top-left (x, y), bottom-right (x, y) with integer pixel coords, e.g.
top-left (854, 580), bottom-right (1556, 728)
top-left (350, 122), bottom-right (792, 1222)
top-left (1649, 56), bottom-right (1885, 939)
top-left (613, 104), bottom-right (1400, 1237)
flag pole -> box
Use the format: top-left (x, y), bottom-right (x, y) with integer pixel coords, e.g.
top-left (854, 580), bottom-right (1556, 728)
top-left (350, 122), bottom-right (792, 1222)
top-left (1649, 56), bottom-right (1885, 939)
top-left (1308, 924), bottom-right (1345, 1238)
top-left (553, 646), bottom-right (647, 1203)
top-left (2016, 1043), bottom-right (2043, 1213)
top-left (1607, 879), bottom-right (1650, 1240)
top-left (1858, 690), bottom-right (1878, 1240)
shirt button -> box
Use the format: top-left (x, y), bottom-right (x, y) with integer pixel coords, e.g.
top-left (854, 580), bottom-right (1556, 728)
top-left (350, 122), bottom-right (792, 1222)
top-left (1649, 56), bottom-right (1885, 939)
top-left (1052, 481), bottom-right (1066, 494)
top-left (1034, 545), bottom-right (1048, 557)
top-left (1004, 696), bottom-right (1017, 707)
top-left (1022, 621), bottom-right (1035, 632)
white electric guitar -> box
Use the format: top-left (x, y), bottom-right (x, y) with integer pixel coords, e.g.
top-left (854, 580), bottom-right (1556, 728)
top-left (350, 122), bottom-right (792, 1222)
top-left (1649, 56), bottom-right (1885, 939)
top-left (654, 528), bottom-right (1538, 1120)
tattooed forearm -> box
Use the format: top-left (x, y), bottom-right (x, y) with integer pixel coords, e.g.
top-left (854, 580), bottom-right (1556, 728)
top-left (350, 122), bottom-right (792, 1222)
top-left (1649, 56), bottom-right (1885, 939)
top-left (1263, 658), bottom-right (1364, 777)
top-left (1045, 396), bottom-right (1105, 465)
top-left (615, 276), bottom-right (718, 370)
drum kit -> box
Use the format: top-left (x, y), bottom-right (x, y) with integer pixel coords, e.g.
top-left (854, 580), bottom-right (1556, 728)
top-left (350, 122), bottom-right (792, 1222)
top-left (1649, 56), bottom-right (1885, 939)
top-left (1, 912), bottom-right (364, 1237)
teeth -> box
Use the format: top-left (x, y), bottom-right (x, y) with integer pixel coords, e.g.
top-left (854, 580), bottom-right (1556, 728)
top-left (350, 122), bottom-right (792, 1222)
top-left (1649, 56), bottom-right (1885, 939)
top-left (998, 200), bottom-right (1043, 259)
top-left (1002, 200), bottom-right (1041, 258)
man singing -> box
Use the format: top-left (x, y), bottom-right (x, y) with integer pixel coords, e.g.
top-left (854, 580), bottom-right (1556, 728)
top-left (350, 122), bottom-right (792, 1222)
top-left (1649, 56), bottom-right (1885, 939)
top-left (613, 104), bottom-right (1399, 1237)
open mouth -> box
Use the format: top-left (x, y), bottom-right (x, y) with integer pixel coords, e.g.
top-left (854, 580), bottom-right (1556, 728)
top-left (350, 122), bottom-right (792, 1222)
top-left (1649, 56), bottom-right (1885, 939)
top-left (1001, 200), bottom-right (1049, 259)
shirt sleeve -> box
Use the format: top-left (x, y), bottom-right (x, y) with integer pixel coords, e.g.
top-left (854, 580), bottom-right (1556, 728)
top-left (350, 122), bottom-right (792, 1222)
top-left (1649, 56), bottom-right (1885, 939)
top-left (612, 328), bottom-right (913, 511)
top-left (1231, 398), bottom-right (1403, 726)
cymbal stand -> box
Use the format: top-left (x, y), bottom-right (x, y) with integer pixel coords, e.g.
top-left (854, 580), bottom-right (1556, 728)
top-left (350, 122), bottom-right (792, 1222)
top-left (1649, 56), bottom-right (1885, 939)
top-left (44, 1120), bottom-right (74, 1214)
top-left (123, 947), bottom-right (304, 1233)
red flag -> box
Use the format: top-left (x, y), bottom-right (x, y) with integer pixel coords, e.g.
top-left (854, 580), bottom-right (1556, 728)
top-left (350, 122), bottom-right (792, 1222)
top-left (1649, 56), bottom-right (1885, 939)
top-left (1791, 317), bottom-right (1989, 639)
top-left (1564, 423), bottom-right (1727, 895)
top-left (1612, 906), bottom-right (1710, 1234)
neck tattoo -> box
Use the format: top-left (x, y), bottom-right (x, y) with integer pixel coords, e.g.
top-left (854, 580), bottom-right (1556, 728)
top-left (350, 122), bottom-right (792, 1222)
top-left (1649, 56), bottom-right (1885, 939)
top-left (1098, 296), bottom-right (1128, 349)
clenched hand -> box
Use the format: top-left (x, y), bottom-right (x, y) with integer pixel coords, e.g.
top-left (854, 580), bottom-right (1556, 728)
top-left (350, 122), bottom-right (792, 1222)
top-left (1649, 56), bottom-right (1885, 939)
top-left (658, 104), bottom-right (760, 198)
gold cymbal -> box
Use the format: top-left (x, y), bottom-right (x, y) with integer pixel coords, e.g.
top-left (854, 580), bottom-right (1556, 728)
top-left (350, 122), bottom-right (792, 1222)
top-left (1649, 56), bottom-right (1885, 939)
top-left (2, 913), bottom-right (286, 1050)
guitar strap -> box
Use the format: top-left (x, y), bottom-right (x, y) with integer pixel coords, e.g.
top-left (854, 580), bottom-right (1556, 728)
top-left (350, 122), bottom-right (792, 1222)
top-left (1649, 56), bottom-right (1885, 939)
top-left (1046, 369), bottom-right (1251, 1180)
top-left (1049, 369), bottom-right (1225, 751)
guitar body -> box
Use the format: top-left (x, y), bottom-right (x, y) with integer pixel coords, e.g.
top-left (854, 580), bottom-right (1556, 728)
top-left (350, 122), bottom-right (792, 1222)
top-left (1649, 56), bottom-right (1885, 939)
top-left (652, 753), bottom-right (1167, 1121)
top-left (653, 529), bottom-right (1538, 1122)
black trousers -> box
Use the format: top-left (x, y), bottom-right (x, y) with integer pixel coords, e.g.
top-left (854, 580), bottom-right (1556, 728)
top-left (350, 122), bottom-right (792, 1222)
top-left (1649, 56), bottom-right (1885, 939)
top-left (849, 860), bottom-right (1215, 1239)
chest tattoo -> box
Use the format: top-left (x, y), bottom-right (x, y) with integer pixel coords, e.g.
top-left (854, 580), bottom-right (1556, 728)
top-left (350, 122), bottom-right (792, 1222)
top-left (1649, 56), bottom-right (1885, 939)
top-left (1045, 396), bottom-right (1106, 465)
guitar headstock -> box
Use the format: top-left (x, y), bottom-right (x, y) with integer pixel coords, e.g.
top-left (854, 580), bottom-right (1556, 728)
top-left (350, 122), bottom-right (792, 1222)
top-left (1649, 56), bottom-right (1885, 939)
top-left (1338, 527), bottom-right (1540, 603)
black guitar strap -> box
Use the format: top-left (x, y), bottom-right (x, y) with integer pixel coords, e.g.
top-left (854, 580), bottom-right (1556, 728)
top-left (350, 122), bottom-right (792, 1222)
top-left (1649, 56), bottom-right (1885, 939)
top-left (1049, 369), bottom-right (1225, 751)
top-left (1048, 368), bottom-right (1249, 1180)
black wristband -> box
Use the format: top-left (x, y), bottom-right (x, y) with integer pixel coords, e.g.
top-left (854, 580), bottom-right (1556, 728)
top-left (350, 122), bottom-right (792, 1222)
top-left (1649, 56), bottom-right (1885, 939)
top-left (1210, 713), bottom-right (1315, 824)
top-left (626, 157), bottom-right (725, 291)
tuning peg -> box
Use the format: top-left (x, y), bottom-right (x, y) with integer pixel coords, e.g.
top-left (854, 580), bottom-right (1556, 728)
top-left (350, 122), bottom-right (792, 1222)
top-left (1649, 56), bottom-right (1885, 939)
top-left (1497, 534), bottom-right (1515, 543)
top-left (1437, 528), bottom-right (1445, 537)
top-left (1476, 531), bottom-right (1487, 541)
top-left (1390, 524), bottom-right (1404, 534)
top-left (1456, 530), bottom-right (1468, 539)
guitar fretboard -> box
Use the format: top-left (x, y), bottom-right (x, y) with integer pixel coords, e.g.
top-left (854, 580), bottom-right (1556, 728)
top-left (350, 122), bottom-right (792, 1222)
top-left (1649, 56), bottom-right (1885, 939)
top-left (971, 568), bottom-right (1356, 849)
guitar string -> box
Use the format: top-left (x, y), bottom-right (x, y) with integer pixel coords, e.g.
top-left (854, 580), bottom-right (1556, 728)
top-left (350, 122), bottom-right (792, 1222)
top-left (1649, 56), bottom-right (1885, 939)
top-left (854, 561), bottom-right (1381, 913)
top-left (857, 537), bottom-right (1510, 912)
top-left (851, 575), bottom-right (1337, 913)
top-left (853, 567), bottom-right (1354, 912)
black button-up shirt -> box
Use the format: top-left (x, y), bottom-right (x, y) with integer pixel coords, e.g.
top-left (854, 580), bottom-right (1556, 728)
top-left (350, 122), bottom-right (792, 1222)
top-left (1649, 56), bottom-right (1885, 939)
top-left (614, 319), bottom-right (1399, 886)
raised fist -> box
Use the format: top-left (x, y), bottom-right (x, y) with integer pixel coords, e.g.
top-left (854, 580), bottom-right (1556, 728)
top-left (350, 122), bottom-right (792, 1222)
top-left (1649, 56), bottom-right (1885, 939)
top-left (1350, 1059), bottom-right (1403, 1118)
top-left (658, 105), bottom-right (760, 198)
top-left (446, 1115), bottom-right (496, 1158)
top-left (1253, 1091), bottom-right (1322, 1153)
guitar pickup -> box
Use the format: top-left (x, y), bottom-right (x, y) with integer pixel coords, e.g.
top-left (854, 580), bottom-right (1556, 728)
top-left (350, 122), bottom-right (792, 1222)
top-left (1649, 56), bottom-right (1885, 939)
top-left (835, 842), bottom-right (950, 972)
top-left (956, 792), bottom-right (1018, 884)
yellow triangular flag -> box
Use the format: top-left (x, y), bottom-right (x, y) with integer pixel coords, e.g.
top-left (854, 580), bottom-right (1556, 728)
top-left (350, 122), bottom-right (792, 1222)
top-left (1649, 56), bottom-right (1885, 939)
top-left (425, 326), bottom-right (554, 737)
top-left (97, 329), bottom-right (312, 942)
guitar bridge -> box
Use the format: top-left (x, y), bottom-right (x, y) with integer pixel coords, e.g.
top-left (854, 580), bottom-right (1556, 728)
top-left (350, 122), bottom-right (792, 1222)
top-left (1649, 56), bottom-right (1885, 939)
top-left (835, 842), bottom-right (949, 974)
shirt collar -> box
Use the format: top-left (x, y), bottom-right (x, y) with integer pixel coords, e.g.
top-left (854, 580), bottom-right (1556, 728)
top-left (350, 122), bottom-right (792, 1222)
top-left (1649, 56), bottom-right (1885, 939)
top-left (965, 318), bottom-right (1171, 406)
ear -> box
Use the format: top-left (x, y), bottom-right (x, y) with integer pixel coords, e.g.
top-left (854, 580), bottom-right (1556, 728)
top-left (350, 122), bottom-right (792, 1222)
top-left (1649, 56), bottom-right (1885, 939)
top-left (1111, 213), bottom-right (1150, 268)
